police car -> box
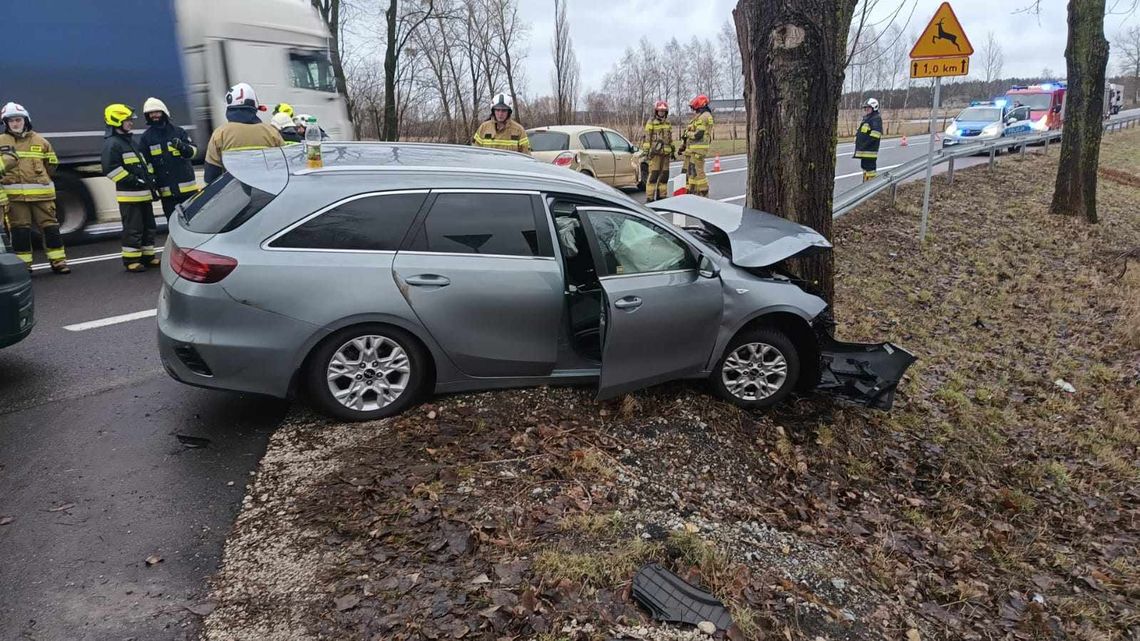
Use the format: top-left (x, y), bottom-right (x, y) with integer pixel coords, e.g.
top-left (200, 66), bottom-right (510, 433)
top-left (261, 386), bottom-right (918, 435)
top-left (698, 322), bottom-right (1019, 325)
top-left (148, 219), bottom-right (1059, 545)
top-left (942, 100), bottom-right (1034, 149)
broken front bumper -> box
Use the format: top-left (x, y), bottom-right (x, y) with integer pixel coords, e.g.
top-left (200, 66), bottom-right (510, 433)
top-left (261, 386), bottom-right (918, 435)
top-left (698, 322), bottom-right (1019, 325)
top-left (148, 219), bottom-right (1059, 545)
top-left (814, 322), bottom-right (917, 410)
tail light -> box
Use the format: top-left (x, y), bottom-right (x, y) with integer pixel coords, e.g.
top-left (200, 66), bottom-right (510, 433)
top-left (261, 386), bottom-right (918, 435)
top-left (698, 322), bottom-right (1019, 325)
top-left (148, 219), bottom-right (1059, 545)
top-left (169, 244), bottom-right (238, 283)
top-left (552, 151), bottom-right (576, 167)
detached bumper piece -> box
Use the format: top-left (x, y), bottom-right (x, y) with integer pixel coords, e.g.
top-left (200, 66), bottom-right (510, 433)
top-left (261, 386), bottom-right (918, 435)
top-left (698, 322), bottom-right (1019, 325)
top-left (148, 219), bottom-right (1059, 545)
top-left (817, 335), bottom-right (916, 410)
top-left (631, 563), bottom-right (734, 631)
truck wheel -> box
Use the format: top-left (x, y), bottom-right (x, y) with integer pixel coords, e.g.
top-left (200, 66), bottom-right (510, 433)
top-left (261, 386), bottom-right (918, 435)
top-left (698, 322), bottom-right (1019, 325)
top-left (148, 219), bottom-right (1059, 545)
top-left (52, 172), bottom-right (95, 241)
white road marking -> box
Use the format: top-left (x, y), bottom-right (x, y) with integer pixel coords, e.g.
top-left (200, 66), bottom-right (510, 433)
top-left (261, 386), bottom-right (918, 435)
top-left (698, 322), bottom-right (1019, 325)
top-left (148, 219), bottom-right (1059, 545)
top-left (31, 248), bottom-right (163, 272)
top-left (63, 309), bottom-right (158, 332)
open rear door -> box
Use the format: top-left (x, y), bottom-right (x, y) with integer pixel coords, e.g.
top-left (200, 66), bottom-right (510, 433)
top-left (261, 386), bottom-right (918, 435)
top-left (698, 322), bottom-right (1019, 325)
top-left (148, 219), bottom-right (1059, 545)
top-left (576, 207), bottom-right (723, 400)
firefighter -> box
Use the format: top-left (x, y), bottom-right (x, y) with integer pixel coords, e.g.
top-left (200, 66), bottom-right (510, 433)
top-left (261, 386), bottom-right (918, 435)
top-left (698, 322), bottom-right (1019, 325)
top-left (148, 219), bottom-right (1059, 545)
top-left (854, 97), bottom-right (883, 181)
top-left (271, 113), bottom-right (303, 144)
top-left (103, 104), bottom-right (159, 272)
top-left (204, 83), bottom-right (284, 184)
top-left (0, 102), bottom-right (69, 273)
top-left (139, 97), bottom-right (199, 220)
top-left (641, 100), bottom-right (674, 202)
top-left (472, 94), bottom-right (531, 155)
top-left (272, 103), bottom-right (294, 119)
top-left (680, 94), bottom-right (713, 197)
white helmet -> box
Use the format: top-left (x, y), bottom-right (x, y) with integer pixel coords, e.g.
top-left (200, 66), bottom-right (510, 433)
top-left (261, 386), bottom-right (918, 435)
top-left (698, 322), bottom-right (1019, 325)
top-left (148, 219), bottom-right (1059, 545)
top-left (142, 97), bottom-right (170, 117)
top-left (270, 113), bottom-right (294, 130)
top-left (225, 82), bottom-right (260, 109)
top-left (293, 113), bottom-right (312, 127)
top-left (1, 102), bottom-right (30, 122)
top-left (864, 97), bottom-right (879, 111)
top-left (490, 93), bottom-right (514, 115)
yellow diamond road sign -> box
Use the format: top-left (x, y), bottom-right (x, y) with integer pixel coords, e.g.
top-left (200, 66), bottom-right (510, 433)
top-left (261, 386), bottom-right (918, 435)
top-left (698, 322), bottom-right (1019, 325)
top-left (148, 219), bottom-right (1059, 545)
top-left (910, 2), bottom-right (974, 59)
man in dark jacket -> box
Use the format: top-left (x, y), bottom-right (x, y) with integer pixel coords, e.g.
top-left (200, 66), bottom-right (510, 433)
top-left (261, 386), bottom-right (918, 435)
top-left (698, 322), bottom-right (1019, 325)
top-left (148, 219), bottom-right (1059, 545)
top-left (853, 97), bottom-right (883, 181)
top-left (139, 97), bottom-right (199, 217)
top-left (102, 104), bottom-right (158, 272)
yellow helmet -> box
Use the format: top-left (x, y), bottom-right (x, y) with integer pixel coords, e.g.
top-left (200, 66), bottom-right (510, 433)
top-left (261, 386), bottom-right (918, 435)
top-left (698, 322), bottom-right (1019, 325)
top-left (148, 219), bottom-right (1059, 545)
top-left (104, 103), bottom-right (136, 128)
top-left (273, 102), bottom-right (294, 117)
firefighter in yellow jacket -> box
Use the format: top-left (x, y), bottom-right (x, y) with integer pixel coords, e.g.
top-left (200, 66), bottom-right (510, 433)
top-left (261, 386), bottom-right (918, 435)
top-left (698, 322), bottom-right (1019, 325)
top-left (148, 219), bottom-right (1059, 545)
top-left (641, 100), bottom-right (674, 202)
top-left (0, 102), bottom-right (70, 273)
top-left (680, 94), bottom-right (713, 197)
top-left (204, 83), bottom-right (285, 184)
top-left (472, 94), bottom-right (530, 155)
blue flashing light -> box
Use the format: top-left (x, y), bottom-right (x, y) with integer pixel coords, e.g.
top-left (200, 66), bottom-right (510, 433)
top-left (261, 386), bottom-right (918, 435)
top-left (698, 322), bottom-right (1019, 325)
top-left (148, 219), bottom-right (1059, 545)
top-left (1040, 83), bottom-right (1053, 90)
top-left (994, 99), bottom-right (1008, 107)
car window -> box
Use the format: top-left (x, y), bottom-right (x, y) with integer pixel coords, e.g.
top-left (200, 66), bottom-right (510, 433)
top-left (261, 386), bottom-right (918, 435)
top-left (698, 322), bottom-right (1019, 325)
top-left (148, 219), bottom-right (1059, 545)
top-left (179, 172), bottom-right (277, 234)
top-left (579, 131), bottom-right (607, 150)
top-left (417, 193), bottom-right (548, 257)
top-left (956, 107), bottom-right (1001, 122)
top-left (585, 210), bottom-right (695, 276)
top-left (603, 131), bottom-right (632, 152)
top-left (528, 131), bottom-right (570, 152)
top-left (1009, 107), bottom-right (1030, 121)
top-left (269, 192), bottom-right (426, 250)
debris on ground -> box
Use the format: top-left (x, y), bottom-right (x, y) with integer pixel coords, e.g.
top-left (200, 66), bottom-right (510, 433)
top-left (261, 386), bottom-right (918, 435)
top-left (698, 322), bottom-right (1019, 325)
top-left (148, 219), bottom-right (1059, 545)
top-left (176, 434), bottom-right (212, 448)
top-left (631, 563), bottom-right (734, 631)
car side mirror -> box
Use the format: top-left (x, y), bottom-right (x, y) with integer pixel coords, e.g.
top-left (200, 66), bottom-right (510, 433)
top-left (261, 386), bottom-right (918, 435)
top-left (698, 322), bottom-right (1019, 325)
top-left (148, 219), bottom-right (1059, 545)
top-left (698, 255), bottom-right (720, 278)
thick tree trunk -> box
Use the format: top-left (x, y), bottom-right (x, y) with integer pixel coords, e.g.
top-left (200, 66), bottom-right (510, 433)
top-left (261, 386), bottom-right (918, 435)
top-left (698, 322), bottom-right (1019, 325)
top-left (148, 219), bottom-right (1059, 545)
top-left (382, 0), bottom-right (400, 141)
top-left (733, 0), bottom-right (858, 304)
top-left (1050, 0), bottom-right (1109, 223)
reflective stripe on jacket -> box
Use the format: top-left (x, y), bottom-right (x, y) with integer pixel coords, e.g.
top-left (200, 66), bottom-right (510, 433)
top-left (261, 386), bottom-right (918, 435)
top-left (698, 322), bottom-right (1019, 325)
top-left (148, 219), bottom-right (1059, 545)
top-left (102, 130), bottom-right (156, 203)
top-left (683, 111), bottom-right (714, 155)
top-left (205, 122), bottom-right (285, 168)
top-left (140, 123), bottom-right (200, 199)
top-left (642, 118), bottom-right (673, 156)
top-left (854, 111), bottom-right (883, 159)
top-left (472, 119), bottom-right (531, 155)
top-left (0, 131), bottom-right (58, 201)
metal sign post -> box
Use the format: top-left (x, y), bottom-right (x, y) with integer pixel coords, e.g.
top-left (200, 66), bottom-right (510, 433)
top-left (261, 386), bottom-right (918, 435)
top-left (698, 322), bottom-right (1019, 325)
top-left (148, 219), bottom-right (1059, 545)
top-left (919, 77), bottom-right (940, 242)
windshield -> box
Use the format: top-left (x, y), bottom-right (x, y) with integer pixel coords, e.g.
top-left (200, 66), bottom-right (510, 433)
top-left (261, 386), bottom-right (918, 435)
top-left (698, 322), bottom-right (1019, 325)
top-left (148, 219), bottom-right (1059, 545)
top-left (289, 50), bottom-right (337, 93)
top-left (956, 107), bottom-right (1001, 122)
top-left (1005, 93), bottom-right (1052, 110)
top-left (528, 131), bottom-right (570, 152)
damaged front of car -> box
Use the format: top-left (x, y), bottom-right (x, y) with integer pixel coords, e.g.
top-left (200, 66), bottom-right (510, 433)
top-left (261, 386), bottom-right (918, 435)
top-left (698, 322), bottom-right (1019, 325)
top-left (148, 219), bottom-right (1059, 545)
top-left (648, 195), bottom-right (916, 410)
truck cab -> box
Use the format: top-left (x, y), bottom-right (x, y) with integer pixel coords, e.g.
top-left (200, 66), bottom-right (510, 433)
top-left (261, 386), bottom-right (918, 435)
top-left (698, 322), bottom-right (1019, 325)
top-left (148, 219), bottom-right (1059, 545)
top-left (1005, 82), bottom-right (1067, 131)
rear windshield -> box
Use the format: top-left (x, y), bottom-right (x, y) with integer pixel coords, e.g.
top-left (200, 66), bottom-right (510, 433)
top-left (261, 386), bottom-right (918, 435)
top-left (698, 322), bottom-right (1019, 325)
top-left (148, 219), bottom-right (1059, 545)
top-left (528, 131), bottom-right (570, 152)
top-left (179, 173), bottom-right (277, 233)
top-left (956, 107), bottom-right (1001, 122)
top-left (1005, 93), bottom-right (1052, 110)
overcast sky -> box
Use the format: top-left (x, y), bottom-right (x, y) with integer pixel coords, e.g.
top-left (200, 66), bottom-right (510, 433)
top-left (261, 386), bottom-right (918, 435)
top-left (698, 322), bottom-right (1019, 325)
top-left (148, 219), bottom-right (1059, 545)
top-left (518, 0), bottom-right (1139, 97)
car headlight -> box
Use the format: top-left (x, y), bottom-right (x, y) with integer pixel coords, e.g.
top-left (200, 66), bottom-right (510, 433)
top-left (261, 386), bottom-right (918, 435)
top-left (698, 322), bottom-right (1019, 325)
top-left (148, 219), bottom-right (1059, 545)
top-left (982, 124), bottom-right (1001, 136)
top-left (945, 124), bottom-right (958, 136)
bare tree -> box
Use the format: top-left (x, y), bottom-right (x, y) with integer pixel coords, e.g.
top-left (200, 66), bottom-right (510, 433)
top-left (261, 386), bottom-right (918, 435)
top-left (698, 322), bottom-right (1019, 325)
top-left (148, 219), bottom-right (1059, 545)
top-left (1050, 0), bottom-right (1110, 223)
top-left (382, 0), bottom-right (438, 141)
top-left (310, 0), bottom-right (354, 121)
top-left (551, 0), bottom-right (579, 124)
top-left (980, 31), bottom-right (1005, 93)
top-left (734, 0), bottom-right (859, 303)
top-left (487, 0), bottom-right (530, 122)
top-left (1116, 25), bottom-right (1140, 102)
top-left (1041, 66), bottom-right (1057, 79)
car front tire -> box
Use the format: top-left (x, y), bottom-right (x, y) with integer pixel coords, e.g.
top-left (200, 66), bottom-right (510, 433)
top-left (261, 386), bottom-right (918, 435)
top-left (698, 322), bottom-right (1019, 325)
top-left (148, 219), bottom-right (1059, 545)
top-left (305, 324), bottom-right (427, 421)
top-left (710, 327), bottom-right (801, 409)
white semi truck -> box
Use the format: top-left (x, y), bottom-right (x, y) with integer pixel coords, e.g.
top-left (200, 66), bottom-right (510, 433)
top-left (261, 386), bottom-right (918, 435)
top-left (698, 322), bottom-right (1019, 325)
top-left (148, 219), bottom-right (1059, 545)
top-left (7, 0), bottom-right (353, 240)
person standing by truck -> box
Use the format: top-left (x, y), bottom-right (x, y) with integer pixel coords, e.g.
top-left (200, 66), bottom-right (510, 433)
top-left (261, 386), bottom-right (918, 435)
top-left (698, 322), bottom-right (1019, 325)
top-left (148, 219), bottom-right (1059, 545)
top-left (0, 102), bottom-right (69, 273)
top-left (139, 97), bottom-right (199, 219)
top-left (102, 104), bottom-right (159, 272)
top-left (854, 97), bottom-right (883, 182)
top-left (204, 83), bottom-right (284, 184)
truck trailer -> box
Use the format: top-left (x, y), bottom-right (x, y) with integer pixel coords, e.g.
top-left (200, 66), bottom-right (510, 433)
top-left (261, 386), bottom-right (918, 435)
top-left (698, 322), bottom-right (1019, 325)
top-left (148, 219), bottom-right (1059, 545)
top-left (4, 0), bottom-right (352, 240)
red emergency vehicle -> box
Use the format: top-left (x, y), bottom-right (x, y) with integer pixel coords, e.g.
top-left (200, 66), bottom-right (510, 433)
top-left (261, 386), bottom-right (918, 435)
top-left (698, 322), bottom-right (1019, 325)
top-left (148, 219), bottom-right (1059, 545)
top-left (1004, 82), bottom-right (1067, 131)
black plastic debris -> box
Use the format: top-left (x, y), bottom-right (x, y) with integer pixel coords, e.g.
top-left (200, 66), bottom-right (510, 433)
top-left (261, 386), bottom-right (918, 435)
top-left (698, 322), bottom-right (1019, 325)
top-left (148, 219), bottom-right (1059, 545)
top-left (175, 434), bottom-right (211, 448)
top-left (631, 563), bottom-right (734, 631)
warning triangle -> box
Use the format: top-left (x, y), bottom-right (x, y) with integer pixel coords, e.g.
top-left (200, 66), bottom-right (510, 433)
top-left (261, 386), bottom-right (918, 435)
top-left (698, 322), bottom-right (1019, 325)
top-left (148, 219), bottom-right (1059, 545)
top-left (910, 2), bottom-right (974, 58)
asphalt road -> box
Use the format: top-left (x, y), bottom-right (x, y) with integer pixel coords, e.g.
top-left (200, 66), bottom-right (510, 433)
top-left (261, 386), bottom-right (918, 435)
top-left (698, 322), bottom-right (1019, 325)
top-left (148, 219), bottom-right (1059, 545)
top-left (1, 107), bottom-right (1135, 640)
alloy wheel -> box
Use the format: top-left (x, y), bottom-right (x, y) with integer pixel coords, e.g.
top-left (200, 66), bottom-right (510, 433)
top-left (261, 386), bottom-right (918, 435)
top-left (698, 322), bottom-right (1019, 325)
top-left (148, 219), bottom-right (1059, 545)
top-left (720, 342), bottom-right (789, 402)
top-left (326, 335), bottom-right (411, 412)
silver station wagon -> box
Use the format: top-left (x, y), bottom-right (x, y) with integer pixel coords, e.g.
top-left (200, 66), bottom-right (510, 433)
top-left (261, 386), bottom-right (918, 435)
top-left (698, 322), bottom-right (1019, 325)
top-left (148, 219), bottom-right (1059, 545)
top-left (158, 143), bottom-right (914, 420)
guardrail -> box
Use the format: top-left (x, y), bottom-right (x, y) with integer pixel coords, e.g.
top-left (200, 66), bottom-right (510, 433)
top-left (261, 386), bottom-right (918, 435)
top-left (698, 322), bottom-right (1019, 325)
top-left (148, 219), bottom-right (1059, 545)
top-left (833, 112), bottom-right (1140, 219)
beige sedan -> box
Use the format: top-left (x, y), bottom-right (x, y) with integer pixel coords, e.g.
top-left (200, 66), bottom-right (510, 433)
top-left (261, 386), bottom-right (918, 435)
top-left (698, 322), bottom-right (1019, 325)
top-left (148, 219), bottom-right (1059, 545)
top-left (526, 125), bottom-right (646, 190)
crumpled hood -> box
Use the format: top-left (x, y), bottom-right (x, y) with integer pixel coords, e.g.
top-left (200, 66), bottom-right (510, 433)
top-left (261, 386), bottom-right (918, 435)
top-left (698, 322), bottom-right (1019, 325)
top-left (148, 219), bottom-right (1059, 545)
top-left (648, 194), bottom-right (831, 267)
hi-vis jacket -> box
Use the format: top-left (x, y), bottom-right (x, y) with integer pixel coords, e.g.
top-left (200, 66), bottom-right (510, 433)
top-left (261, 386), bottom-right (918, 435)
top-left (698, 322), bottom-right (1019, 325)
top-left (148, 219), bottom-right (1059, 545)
top-left (0, 131), bottom-right (58, 202)
top-left (472, 119), bottom-right (531, 155)
top-left (641, 117), bottom-right (674, 156)
top-left (102, 129), bottom-right (156, 203)
top-left (682, 110), bottom-right (714, 156)
top-left (205, 122), bottom-right (284, 169)
top-left (854, 111), bottom-right (883, 159)
top-left (140, 123), bottom-right (199, 199)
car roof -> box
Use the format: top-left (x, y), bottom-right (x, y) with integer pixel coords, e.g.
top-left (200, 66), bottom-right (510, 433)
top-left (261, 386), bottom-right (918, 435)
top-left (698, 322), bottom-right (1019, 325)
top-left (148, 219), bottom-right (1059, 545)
top-left (526, 125), bottom-right (614, 135)
top-left (222, 141), bottom-right (621, 196)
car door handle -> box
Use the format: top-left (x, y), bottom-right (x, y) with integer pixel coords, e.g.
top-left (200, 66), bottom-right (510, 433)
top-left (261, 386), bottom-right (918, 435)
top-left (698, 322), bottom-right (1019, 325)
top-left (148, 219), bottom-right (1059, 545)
top-left (613, 296), bottom-right (642, 310)
top-left (405, 274), bottom-right (451, 287)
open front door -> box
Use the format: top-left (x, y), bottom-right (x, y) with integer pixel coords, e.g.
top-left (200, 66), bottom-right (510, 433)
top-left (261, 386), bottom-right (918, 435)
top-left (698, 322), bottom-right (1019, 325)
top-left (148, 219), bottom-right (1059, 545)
top-left (577, 208), bottom-right (723, 399)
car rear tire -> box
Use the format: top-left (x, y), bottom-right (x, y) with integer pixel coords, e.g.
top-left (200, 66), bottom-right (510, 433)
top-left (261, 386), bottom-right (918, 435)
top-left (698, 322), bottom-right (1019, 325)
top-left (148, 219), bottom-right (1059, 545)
top-left (305, 324), bottom-right (428, 421)
top-left (709, 327), bottom-right (801, 409)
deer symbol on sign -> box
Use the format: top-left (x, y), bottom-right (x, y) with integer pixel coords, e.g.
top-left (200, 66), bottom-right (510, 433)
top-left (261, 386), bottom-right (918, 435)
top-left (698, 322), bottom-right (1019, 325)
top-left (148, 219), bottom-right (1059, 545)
top-left (933, 19), bottom-right (961, 51)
